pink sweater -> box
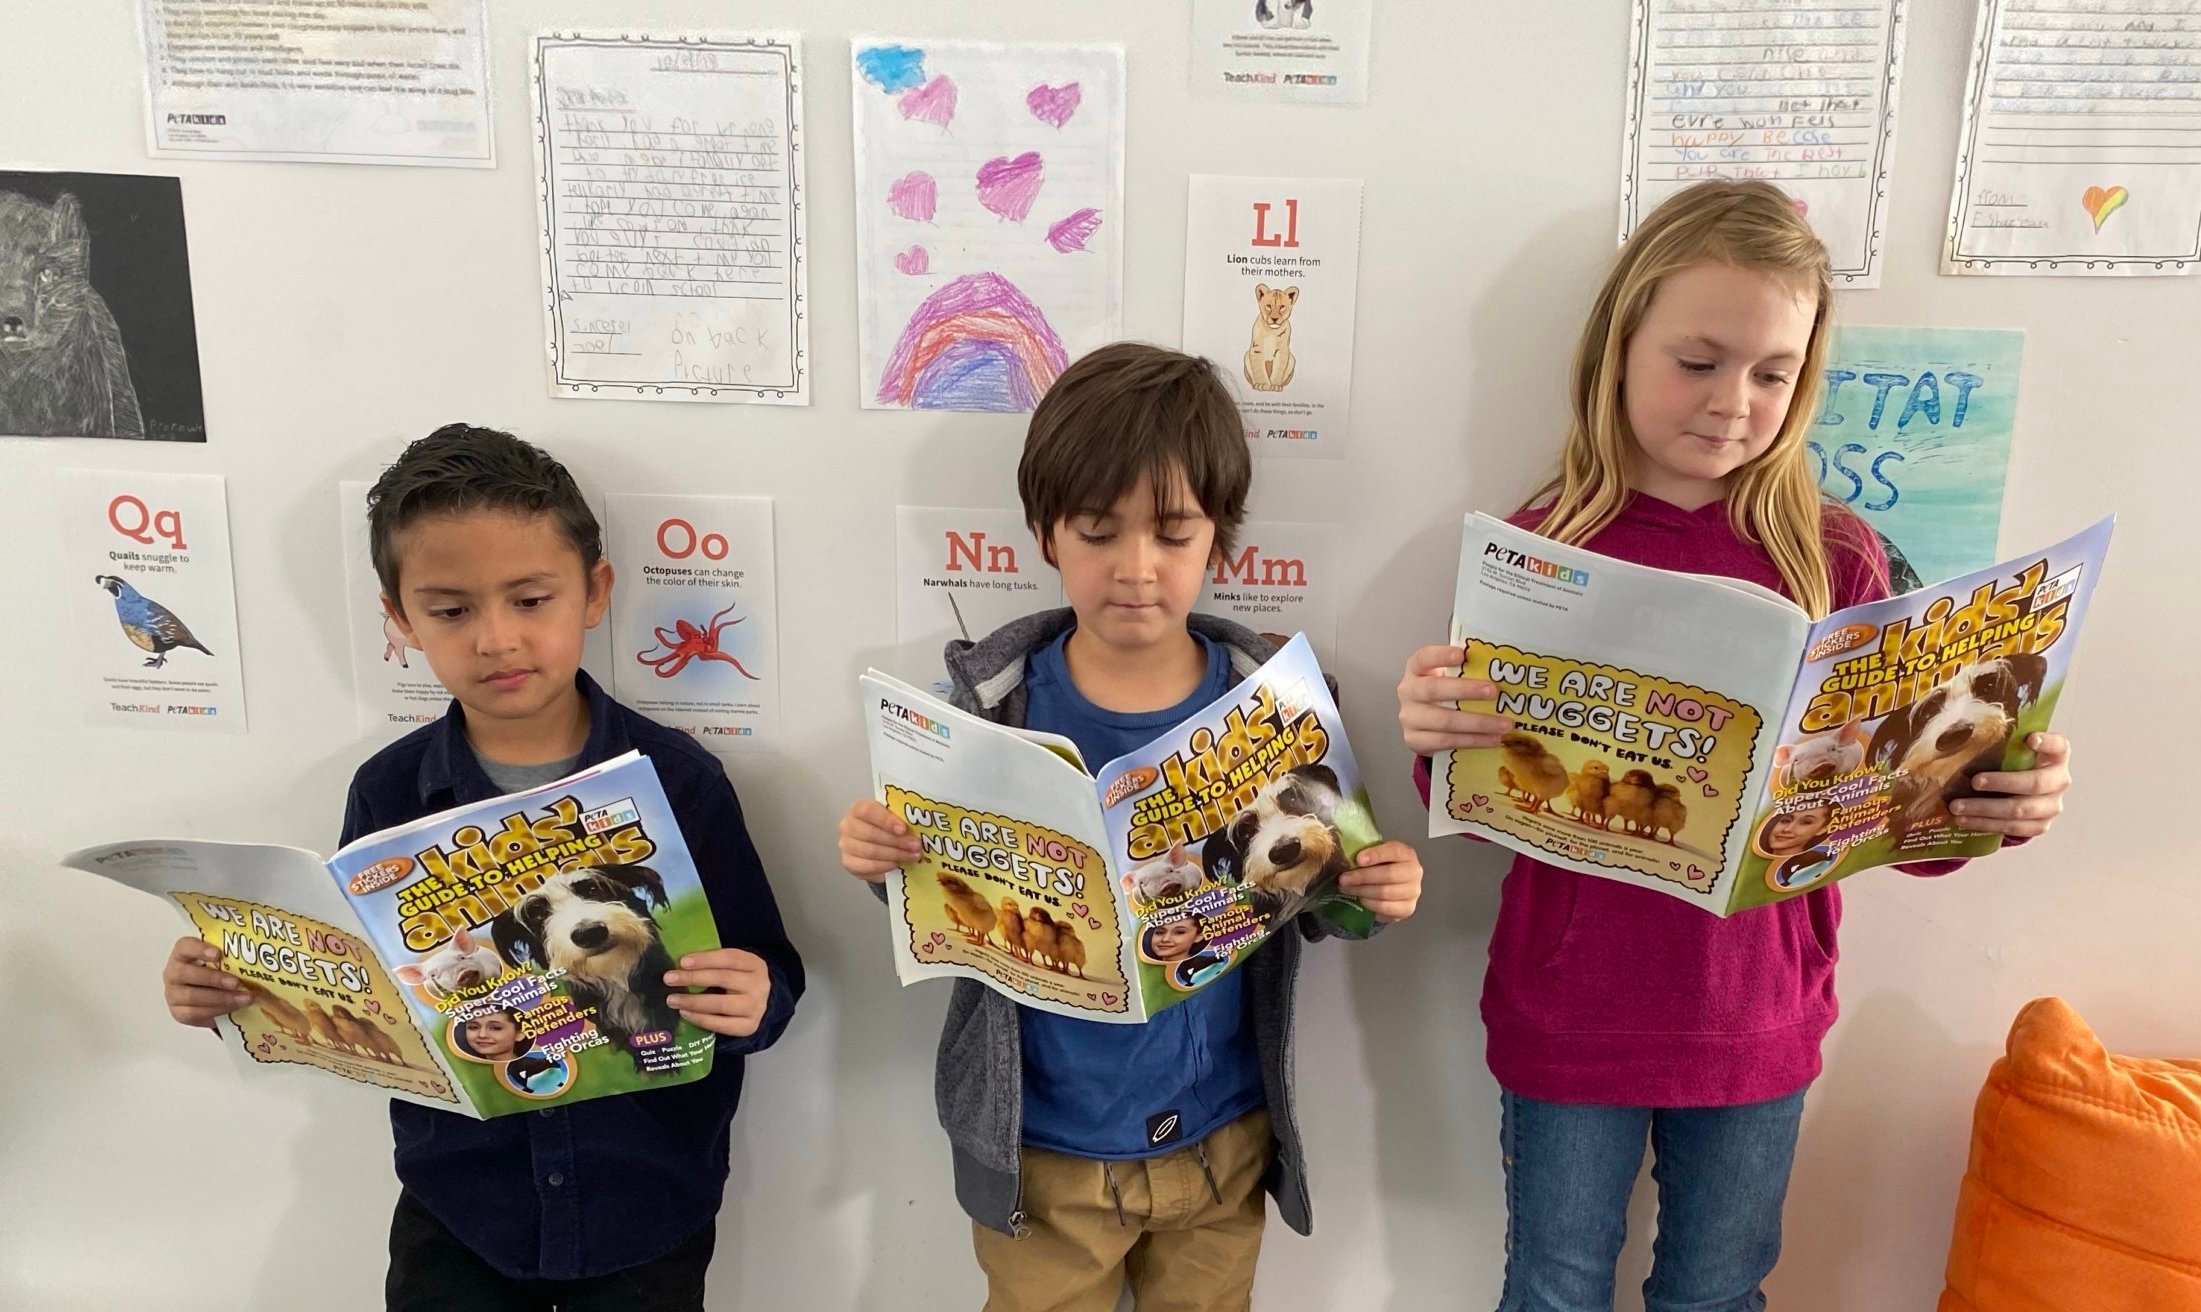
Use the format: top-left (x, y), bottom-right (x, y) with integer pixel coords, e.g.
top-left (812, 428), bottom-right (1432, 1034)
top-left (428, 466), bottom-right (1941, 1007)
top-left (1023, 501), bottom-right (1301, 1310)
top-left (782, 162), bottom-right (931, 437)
top-left (1420, 493), bottom-right (1968, 1107)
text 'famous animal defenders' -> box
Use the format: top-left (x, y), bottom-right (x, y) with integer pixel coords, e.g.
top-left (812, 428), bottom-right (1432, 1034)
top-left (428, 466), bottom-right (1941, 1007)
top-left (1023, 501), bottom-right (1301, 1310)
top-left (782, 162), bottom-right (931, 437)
top-left (1428, 513), bottom-right (2115, 916)
top-left (862, 635), bottom-right (1379, 1023)
top-left (65, 753), bottom-right (722, 1115)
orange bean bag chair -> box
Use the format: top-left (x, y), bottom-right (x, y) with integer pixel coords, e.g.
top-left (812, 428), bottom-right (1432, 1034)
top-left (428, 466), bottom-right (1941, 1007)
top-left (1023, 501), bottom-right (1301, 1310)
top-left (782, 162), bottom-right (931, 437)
top-left (1941, 997), bottom-right (2201, 1311)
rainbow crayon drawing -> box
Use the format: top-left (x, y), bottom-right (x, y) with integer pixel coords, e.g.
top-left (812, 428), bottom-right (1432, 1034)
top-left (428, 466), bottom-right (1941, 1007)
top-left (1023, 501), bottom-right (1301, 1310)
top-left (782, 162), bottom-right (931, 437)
top-left (875, 272), bottom-right (1071, 412)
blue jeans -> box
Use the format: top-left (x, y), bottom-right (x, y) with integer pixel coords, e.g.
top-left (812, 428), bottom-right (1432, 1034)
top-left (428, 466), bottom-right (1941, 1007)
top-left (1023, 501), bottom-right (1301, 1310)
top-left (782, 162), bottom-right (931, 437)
top-left (1496, 1088), bottom-right (1806, 1312)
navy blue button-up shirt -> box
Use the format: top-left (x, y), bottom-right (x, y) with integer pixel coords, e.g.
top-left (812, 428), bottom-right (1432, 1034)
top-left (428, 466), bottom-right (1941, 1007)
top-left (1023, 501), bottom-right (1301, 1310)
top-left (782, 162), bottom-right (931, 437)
top-left (341, 671), bottom-right (804, 1281)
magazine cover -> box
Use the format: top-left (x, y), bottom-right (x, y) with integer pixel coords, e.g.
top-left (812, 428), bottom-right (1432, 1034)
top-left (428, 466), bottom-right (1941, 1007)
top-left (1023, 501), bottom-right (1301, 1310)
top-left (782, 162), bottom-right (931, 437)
top-left (864, 634), bottom-right (1378, 1022)
top-left (1430, 514), bottom-right (2111, 914)
top-left (67, 752), bottom-right (724, 1114)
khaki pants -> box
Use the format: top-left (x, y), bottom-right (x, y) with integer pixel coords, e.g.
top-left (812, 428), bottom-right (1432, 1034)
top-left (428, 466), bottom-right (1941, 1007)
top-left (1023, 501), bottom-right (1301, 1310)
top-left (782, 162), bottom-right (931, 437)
top-left (974, 1110), bottom-right (1273, 1312)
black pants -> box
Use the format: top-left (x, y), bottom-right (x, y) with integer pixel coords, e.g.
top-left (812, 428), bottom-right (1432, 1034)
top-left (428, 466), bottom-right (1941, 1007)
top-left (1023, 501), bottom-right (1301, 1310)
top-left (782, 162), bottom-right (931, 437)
top-left (385, 1192), bottom-right (715, 1311)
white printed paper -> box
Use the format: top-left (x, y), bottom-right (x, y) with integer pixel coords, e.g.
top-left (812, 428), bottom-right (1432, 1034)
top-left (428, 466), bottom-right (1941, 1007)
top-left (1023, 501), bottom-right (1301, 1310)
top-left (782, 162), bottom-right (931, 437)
top-left (62, 470), bottom-right (247, 732)
top-left (895, 507), bottom-right (1062, 689)
top-left (1188, 0), bottom-right (1372, 105)
top-left (1621, 0), bottom-right (1909, 286)
top-left (853, 39), bottom-right (1124, 412)
top-left (1200, 521), bottom-right (1340, 666)
top-left (1181, 176), bottom-right (1363, 459)
top-left (339, 481), bottom-right (449, 737)
top-left (1944, 0), bottom-right (2201, 274)
top-left (534, 32), bottom-right (810, 401)
top-left (138, 0), bottom-right (493, 167)
top-left (606, 494), bottom-right (779, 748)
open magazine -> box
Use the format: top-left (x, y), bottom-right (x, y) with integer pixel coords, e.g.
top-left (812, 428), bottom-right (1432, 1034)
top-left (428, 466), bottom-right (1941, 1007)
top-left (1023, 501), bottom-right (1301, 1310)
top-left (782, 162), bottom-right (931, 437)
top-left (65, 752), bottom-right (722, 1116)
top-left (862, 634), bottom-right (1379, 1023)
top-left (1429, 514), bottom-right (2113, 915)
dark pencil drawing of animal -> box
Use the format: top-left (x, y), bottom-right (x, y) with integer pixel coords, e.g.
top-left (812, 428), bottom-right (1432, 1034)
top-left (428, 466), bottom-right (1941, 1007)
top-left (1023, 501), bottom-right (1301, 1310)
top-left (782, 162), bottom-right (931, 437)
top-left (0, 190), bottom-right (143, 439)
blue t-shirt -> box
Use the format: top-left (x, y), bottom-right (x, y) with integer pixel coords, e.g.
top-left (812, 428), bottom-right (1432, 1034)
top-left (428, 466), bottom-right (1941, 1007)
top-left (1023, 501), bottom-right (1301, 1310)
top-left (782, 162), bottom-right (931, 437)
top-left (1018, 629), bottom-right (1267, 1159)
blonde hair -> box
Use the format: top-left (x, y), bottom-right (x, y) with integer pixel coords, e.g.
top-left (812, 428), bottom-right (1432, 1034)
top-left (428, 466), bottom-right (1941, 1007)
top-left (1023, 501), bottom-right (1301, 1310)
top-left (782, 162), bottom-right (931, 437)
top-left (1529, 180), bottom-right (1871, 618)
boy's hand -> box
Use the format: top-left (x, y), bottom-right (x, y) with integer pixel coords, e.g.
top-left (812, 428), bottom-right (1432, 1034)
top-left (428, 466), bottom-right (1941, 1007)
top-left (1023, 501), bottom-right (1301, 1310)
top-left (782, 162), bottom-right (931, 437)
top-left (838, 798), bottom-right (921, 884)
top-left (1339, 841), bottom-right (1424, 924)
top-left (1398, 645), bottom-right (1515, 756)
top-left (664, 948), bottom-right (772, 1038)
top-left (163, 936), bottom-right (249, 1028)
top-left (1950, 733), bottom-right (2073, 840)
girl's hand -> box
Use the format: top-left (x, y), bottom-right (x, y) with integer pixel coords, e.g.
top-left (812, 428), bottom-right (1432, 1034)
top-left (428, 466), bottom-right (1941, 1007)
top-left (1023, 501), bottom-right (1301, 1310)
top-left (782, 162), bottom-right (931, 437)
top-left (1950, 733), bottom-right (2072, 840)
top-left (839, 798), bottom-right (921, 883)
top-left (1338, 841), bottom-right (1425, 923)
top-left (1398, 644), bottom-right (1515, 756)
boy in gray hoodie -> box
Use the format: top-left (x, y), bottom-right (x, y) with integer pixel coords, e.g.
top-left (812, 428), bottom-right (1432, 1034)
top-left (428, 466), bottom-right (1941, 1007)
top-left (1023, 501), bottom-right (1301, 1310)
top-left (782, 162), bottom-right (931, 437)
top-left (837, 343), bottom-right (1424, 1312)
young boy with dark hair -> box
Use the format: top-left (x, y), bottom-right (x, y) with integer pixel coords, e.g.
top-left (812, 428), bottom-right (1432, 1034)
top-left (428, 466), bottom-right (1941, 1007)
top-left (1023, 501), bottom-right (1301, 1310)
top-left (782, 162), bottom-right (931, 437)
top-left (161, 423), bottom-right (804, 1310)
top-left (838, 344), bottom-right (1424, 1311)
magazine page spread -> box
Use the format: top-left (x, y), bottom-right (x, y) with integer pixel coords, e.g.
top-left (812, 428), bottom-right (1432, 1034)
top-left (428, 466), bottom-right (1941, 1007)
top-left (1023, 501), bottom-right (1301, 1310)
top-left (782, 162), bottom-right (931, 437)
top-left (863, 635), bottom-right (1380, 1022)
top-left (332, 752), bottom-right (723, 1114)
top-left (1431, 514), bottom-right (1806, 912)
top-left (1727, 516), bottom-right (2113, 911)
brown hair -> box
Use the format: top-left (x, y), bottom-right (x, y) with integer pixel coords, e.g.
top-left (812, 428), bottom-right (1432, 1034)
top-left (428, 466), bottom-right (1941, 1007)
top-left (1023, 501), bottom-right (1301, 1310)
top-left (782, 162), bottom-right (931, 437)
top-left (366, 423), bottom-right (602, 611)
top-left (1018, 343), bottom-right (1251, 558)
top-left (1528, 180), bottom-right (1877, 618)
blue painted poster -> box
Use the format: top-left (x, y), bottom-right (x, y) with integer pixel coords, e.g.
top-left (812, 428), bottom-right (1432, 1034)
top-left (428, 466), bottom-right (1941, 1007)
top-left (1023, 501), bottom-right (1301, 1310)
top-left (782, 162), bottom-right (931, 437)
top-left (1812, 326), bottom-right (2024, 593)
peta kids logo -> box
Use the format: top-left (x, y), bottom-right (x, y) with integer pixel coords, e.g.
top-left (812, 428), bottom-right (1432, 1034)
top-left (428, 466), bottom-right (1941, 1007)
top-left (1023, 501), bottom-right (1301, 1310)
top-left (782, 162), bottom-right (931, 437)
top-left (882, 699), bottom-right (951, 742)
top-left (1482, 542), bottom-right (1590, 588)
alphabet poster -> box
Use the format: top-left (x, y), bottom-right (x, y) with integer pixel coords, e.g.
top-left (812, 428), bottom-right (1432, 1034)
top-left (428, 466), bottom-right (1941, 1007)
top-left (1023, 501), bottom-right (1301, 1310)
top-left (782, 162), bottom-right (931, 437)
top-left (1620, 0), bottom-right (1910, 286)
top-left (0, 170), bottom-right (205, 442)
top-left (533, 32), bottom-right (810, 402)
top-left (1945, 0), bottom-right (2201, 274)
top-left (339, 481), bottom-right (452, 738)
top-left (1180, 176), bottom-right (1364, 459)
top-left (1198, 521), bottom-right (1341, 666)
top-left (61, 469), bottom-right (246, 731)
top-left (853, 39), bottom-right (1124, 412)
top-left (1813, 325), bottom-right (2024, 589)
top-left (606, 493), bottom-right (779, 748)
top-left (895, 506), bottom-right (1061, 689)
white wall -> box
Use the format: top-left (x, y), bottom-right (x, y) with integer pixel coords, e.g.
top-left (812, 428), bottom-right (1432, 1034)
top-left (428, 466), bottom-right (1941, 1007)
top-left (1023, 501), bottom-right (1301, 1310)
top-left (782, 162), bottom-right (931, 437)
top-left (2, 2), bottom-right (2194, 1308)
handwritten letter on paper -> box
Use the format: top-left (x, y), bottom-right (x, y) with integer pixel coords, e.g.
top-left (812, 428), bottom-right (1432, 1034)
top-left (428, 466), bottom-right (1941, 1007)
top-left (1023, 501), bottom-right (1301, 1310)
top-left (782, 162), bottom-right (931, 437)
top-left (1946, 0), bottom-right (2201, 274)
top-left (534, 33), bottom-right (809, 403)
top-left (1623, 0), bottom-right (1907, 285)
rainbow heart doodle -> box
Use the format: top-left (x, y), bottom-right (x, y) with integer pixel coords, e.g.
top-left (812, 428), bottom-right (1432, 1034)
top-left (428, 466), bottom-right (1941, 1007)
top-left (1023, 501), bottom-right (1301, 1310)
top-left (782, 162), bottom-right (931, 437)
top-left (2082, 185), bottom-right (2129, 232)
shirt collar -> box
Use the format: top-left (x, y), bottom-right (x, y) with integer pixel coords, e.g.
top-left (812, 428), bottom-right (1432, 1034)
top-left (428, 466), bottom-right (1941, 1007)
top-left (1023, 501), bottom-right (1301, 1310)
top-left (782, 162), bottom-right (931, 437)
top-left (416, 669), bottom-right (629, 805)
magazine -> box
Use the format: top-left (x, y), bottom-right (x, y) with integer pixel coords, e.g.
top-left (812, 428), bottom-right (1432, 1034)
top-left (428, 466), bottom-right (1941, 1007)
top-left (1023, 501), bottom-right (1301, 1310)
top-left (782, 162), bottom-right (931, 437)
top-left (1428, 513), bottom-right (2113, 915)
top-left (65, 751), bottom-right (722, 1115)
top-left (862, 634), bottom-right (1379, 1022)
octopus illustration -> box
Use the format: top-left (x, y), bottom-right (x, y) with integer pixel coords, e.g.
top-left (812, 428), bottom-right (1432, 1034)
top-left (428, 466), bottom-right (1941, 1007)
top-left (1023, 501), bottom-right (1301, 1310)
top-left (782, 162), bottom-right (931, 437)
top-left (636, 601), bottom-right (762, 679)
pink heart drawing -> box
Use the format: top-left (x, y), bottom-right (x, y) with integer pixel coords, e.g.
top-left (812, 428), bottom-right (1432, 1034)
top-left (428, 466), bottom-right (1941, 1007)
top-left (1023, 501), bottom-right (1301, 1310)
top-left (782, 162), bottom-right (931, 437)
top-left (1669, 861), bottom-right (1682, 870)
top-left (1072, 902), bottom-right (1089, 917)
top-left (1087, 917), bottom-right (1101, 930)
top-left (886, 170), bottom-right (937, 222)
top-left (1687, 766), bottom-right (1708, 782)
top-left (976, 151), bottom-right (1045, 222)
top-left (899, 75), bottom-right (957, 127)
top-left (1702, 784), bottom-right (1719, 798)
top-left (1046, 208), bottom-right (1103, 252)
top-left (1688, 865), bottom-right (1708, 880)
top-left (893, 245), bottom-right (930, 275)
top-left (1087, 992), bottom-right (1098, 1001)
top-left (1471, 794), bottom-right (1492, 809)
top-left (929, 931), bottom-right (947, 947)
top-left (1103, 992), bottom-right (1119, 1005)
top-left (1027, 81), bottom-right (1082, 128)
